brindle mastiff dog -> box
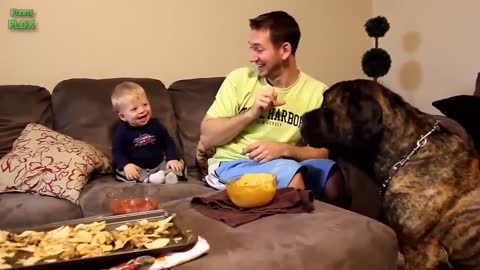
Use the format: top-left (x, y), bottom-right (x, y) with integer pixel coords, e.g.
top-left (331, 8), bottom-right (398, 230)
top-left (300, 79), bottom-right (480, 270)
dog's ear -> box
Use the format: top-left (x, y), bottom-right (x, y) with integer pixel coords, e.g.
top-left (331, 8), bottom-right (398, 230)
top-left (348, 95), bottom-right (383, 144)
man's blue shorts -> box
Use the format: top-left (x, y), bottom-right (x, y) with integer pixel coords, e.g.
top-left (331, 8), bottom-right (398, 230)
top-left (214, 158), bottom-right (336, 198)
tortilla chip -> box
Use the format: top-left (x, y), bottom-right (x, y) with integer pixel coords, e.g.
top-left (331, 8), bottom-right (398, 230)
top-left (144, 238), bottom-right (169, 249)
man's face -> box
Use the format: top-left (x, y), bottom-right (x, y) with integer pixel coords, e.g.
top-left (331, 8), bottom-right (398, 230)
top-left (248, 28), bottom-right (284, 78)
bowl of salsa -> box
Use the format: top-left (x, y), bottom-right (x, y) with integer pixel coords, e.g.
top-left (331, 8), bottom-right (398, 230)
top-left (106, 185), bottom-right (159, 215)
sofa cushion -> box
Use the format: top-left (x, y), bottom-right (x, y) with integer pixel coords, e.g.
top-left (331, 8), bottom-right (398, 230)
top-left (0, 85), bottom-right (52, 159)
top-left (432, 95), bottom-right (480, 153)
top-left (168, 78), bottom-right (224, 179)
top-left (0, 123), bottom-right (111, 204)
top-left (51, 78), bottom-right (179, 161)
top-left (0, 193), bottom-right (83, 230)
top-left (79, 175), bottom-right (214, 217)
top-left (336, 158), bottom-right (382, 220)
top-left (162, 197), bottom-right (398, 270)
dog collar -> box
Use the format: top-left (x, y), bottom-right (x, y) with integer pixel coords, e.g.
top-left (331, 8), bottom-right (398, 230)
top-left (380, 120), bottom-right (441, 197)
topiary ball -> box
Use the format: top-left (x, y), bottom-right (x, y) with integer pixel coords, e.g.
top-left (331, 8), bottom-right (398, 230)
top-left (362, 48), bottom-right (392, 78)
top-left (364, 16), bottom-right (390, 38)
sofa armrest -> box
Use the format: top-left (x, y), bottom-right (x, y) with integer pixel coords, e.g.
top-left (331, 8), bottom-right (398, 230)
top-left (431, 115), bottom-right (475, 149)
top-left (474, 72), bottom-right (480, 97)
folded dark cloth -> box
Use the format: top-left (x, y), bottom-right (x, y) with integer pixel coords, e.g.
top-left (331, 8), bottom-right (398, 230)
top-left (190, 187), bottom-right (314, 227)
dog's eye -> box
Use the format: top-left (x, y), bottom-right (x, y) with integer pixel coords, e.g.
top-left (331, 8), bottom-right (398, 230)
top-left (323, 107), bottom-right (335, 127)
top-left (324, 105), bottom-right (336, 114)
top-left (321, 103), bottom-right (331, 111)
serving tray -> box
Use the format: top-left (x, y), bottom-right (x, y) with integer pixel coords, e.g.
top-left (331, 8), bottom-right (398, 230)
top-left (1, 209), bottom-right (196, 270)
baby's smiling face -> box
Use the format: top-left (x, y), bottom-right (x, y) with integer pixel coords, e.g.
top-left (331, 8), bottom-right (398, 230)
top-left (118, 94), bottom-right (152, 127)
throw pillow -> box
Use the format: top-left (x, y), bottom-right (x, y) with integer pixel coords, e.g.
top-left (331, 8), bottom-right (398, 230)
top-left (0, 123), bottom-right (111, 204)
top-left (432, 95), bottom-right (480, 153)
top-left (196, 142), bottom-right (216, 177)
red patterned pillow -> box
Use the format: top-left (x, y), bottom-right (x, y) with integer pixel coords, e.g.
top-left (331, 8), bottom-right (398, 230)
top-left (0, 123), bottom-right (111, 204)
top-left (196, 141), bottom-right (216, 177)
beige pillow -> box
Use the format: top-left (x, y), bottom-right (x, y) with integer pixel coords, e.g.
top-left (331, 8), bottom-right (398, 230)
top-left (0, 123), bottom-right (111, 204)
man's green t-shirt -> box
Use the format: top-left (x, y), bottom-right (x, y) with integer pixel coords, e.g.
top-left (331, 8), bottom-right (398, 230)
top-left (206, 67), bottom-right (328, 166)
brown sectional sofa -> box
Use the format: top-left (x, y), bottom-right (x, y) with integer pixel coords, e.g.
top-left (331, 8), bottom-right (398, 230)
top-left (0, 77), bottom-right (402, 269)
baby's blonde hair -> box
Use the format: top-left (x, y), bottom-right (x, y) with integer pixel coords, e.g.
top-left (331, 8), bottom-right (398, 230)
top-left (111, 82), bottom-right (147, 113)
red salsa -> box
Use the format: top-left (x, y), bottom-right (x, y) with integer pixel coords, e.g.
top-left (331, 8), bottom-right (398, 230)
top-left (109, 198), bottom-right (158, 215)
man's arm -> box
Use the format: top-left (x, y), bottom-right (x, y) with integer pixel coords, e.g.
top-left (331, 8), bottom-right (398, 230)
top-left (200, 86), bottom-right (285, 149)
top-left (243, 141), bottom-right (329, 163)
top-left (199, 112), bottom-right (256, 149)
top-left (284, 144), bottom-right (329, 161)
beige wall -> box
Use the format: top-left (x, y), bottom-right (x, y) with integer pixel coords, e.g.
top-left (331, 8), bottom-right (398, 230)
top-left (0, 0), bottom-right (371, 91)
top-left (373, 0), bottom-right (480, 114)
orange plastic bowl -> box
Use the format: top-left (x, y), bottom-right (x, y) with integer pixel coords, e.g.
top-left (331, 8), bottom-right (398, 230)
top-left (106, 185), bottom-right (159, 215)
top-left (226, 173), bottom-right (277, 208)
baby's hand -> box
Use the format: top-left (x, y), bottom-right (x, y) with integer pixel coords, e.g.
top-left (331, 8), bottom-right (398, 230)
top-left (166, 160), bottom-right (184, 172)
top-left (124, 163), bottom-right (140, 181)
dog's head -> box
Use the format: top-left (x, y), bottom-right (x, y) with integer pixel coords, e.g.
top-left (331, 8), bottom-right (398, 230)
top-left (300, 79), bottom-right (385, 153)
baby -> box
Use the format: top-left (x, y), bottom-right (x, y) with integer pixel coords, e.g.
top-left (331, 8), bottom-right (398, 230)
top-left (111, 82), bottom-right (184, 184)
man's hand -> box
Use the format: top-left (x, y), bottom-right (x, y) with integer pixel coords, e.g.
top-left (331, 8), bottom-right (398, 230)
top-left (124, 163), bottom-right (140, 181)
top-left (243, 141), bottom-right (287, 163)
top-left (166, 160), bottom-right (184, 172)
top-left (247, 86), bottom-right (286, 119)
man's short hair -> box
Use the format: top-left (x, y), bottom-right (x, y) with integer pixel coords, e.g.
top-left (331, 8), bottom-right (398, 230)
top-left (111, 82), bottom-right (146, 113)
top-left (249, 11), bottom-right (301, 55)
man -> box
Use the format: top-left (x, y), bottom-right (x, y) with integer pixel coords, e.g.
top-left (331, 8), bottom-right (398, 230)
top-left (200, 11), bottom-right (348, 207)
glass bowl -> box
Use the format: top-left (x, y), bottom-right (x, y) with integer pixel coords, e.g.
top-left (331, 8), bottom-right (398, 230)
top-left (225, 173), bottom-right (277, 208)
top-left (106, 185), bottom-right (159, 215)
